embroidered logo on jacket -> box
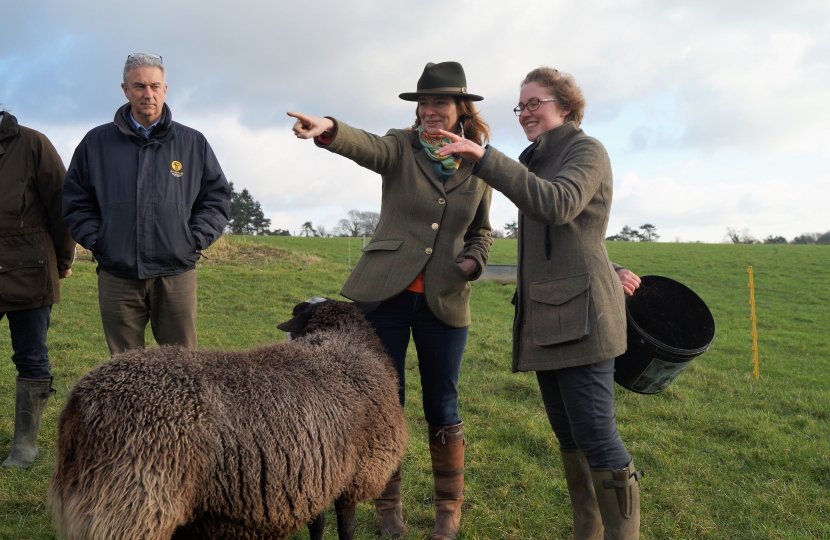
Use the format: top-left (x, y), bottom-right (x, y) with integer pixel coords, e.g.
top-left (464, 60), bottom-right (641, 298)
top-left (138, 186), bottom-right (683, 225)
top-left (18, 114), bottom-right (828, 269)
top-left (171, 160), bottom-right (183, 178)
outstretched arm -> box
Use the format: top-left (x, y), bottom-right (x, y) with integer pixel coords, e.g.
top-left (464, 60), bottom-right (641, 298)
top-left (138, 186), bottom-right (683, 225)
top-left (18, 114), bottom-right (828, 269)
top-left (435, 129), bottom-right (486, 162)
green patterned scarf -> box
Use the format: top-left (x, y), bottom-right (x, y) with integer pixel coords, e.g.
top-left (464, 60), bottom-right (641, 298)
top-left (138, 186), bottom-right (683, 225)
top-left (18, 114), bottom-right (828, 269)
top-left (418, 126), bottom-right (461, 181)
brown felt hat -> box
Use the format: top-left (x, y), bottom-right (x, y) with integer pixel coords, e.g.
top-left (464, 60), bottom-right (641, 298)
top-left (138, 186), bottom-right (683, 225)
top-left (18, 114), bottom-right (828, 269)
top-left (399, 61), bottom-right (483, 102)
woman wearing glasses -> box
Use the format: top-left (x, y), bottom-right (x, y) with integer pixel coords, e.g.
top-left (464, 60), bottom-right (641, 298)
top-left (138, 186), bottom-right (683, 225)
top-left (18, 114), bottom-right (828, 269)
top-left (436, 67), bottom-right (643, 539)
top-left (288, 61), bottom-right (492, 540)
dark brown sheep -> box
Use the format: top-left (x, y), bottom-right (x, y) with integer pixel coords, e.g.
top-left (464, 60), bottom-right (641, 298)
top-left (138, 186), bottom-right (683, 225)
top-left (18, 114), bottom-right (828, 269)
top-left (48, 300), bottom-right (407, 540)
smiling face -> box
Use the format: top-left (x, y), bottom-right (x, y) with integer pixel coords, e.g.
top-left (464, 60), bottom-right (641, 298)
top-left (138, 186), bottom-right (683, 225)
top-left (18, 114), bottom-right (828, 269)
top-left (418, 95), bottom-right (460, 136)
top-left (518, 81), bottom-right (569, 142)
top-left (121, 65), bottom-right (167, 128)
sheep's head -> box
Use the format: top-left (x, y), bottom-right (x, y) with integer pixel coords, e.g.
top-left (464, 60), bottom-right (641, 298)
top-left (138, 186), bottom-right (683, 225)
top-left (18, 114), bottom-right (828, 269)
top-left (278, 298), bottom-right (380, 340)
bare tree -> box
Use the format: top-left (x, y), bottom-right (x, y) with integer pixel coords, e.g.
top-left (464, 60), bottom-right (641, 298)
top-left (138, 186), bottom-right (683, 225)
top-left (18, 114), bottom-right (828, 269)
top-left (491, 229), bottom-right (505, 239)
top-left (504, 220), bottom-right (518, 239)
top-left (726, 227), bottom-right (757, 244)
top-left (334, 210), bottom-right (381, 237)
top-left (359, 211), bottom-right (380, 235)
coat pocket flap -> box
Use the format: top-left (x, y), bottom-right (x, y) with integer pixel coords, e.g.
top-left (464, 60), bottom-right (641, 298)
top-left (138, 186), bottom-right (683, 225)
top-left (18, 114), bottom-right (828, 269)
top-left (529, 273), bottom-right (591, 306)
top-left (0, 245), bottom-right (49, 305)
top-left (362, 239), bottom-right (404, 252)
top-left (0, 246), bottom-right (47, 273)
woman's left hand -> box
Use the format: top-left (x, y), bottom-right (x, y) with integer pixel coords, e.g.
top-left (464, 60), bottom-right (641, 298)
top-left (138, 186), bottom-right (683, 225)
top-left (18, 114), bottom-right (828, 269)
top-left (457, 257), bottom-right (479, 277)
top-left (435, 130), bottom-right (487, 163)
top-left (616, 268), bottom-right (641, 296)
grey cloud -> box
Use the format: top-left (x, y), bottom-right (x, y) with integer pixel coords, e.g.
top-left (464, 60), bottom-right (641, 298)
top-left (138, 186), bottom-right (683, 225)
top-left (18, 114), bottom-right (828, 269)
top-left (3, 0), bottom-right (829, 156)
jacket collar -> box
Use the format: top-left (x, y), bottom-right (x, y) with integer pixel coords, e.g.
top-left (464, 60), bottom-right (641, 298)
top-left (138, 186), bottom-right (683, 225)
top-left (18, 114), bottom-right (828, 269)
top-left (0, 112), bottom-right (19, 141)
top-left (0, 112), bottom-right (19, 156)
top-left (409, 129), bottom-right (473, 194)
top-left (114, 102), bottom-right (174, 143)
top-left (519, 121), bottom-right (579, 165)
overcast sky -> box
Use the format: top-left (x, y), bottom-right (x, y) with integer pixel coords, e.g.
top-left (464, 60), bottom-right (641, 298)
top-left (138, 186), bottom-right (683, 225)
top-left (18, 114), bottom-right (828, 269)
top-left (3, 0), bottom-right (829, 242)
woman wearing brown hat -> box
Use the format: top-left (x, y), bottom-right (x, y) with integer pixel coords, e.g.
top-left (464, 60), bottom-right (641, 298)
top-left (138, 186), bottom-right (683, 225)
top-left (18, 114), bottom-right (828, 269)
top-left (435, 67), bottom-right (644, 539)
top-left (288, 61), bottom-right (492, 539)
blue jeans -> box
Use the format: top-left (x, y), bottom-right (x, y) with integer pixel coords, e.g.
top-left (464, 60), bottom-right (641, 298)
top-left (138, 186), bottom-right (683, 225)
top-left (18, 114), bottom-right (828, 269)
top-left (536, 359), bottom-right (631, 469)
top-left (364, 291), bottom-right (468, 427)
top-left (1, 306), bottom-right (53, 379)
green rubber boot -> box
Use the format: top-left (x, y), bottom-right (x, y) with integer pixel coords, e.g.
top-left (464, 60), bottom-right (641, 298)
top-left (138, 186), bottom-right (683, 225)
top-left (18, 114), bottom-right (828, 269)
top-left (2, 377), bottom-right (55, 469)
top-left (590, 460), bottom-right (644, 540)
top-left (561, 450), bottom-right (604, 540)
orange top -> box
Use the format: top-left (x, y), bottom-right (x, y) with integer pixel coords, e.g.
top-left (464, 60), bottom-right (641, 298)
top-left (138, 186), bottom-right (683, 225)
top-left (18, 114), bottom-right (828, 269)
top-left (406, 272), bottom-right (425, 293)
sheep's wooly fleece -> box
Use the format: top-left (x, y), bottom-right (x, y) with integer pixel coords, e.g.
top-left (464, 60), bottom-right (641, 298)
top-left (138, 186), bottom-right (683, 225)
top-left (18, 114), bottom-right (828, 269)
top-left (49, 302), bottom-right (407, 540)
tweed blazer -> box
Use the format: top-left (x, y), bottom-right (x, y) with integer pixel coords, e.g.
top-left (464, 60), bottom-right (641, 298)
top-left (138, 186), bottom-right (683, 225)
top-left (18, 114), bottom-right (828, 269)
top-left (318, 120), bottom-right (492, 328)
top-left (475, 122), bottom-right (627, 371)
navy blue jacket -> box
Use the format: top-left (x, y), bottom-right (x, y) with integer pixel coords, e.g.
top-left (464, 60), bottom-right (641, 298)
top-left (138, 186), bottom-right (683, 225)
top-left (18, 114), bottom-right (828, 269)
top-left (63, 103), bottom-right (230, 279)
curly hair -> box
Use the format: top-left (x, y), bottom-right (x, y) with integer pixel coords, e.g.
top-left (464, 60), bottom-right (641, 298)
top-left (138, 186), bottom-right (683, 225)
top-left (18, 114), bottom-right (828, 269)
top-left (408, 98), bottom-right (491, 147)
top-left (521, 67), bottom-right (586, 127)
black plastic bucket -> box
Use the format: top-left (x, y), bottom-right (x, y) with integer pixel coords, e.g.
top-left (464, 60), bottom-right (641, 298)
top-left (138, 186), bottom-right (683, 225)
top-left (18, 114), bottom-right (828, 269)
top-left (614, 275), bottom-right (715, 394)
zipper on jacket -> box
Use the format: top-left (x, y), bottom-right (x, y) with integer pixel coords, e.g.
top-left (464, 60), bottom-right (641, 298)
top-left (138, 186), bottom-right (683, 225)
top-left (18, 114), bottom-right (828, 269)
top-left (19, 191), bottom-right (25, 228)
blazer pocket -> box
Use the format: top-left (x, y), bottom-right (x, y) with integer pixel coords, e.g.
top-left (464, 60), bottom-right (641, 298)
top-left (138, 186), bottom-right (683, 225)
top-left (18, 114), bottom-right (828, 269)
top-left (529, 273), bottom-right (591, 346)
top-left (0, 245), bottom-right (49, 304)
top-left (362, 239), bottom-right (404, 252)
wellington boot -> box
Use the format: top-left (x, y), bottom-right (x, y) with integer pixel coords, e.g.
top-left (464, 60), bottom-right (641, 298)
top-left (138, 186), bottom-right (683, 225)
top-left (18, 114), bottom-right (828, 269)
top-left (428, 422), bottom-right (465, 540)
top-left (590, 460), bottom-right (644, 540)
top-left (2, 377), bottom-right (55, 469)
top-left (374, 467), bottom-right (407, 538)
top-left (560, 450), bottom-right (604, 540)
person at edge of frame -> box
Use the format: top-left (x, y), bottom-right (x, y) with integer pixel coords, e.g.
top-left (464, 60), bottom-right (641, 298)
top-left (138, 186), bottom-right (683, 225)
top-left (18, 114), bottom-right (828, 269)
top-left (62, 53), bottom-right (230, 356)
top-left (288, 61), bottom-right (492, 540)
top-left (0, 106), bottom-right (76, 469)
top-left (435, 66), bottom-right (645, 539)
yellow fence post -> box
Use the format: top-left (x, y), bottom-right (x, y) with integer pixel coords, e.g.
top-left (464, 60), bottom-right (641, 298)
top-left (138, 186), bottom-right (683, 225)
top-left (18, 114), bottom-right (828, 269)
top-left (747, 266), bottom-right (759, 379)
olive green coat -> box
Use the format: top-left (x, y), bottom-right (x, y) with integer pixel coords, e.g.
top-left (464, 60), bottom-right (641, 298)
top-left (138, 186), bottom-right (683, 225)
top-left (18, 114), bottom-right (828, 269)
top-left (0, 112), bottom-right (76, 312)
top-left (319, 120), bottom-right (492, 328)
top-left (475, 122), bottom-right (627, 371)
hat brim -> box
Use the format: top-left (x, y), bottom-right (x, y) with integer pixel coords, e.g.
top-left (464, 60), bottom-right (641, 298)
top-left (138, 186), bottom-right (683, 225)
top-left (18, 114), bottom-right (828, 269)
top-left (399, 91), bottom-right (483, 102)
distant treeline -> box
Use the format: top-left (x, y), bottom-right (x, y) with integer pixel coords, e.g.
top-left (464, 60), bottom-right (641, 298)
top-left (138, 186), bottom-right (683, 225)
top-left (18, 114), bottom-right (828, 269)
top-left (726, 227), bottom-right (830, 245)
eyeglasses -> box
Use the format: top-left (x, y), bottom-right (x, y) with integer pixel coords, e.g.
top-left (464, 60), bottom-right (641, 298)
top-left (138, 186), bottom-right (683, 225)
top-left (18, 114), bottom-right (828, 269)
top-left (127, 53), bottom-right (163, 62)
top-left (514, 98), bottom-right (555, 116)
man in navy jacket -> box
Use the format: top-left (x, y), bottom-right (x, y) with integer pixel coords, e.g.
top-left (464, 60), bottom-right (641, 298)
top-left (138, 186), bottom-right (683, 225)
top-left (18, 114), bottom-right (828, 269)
top-left (63, 53), bottom-right (230, 355)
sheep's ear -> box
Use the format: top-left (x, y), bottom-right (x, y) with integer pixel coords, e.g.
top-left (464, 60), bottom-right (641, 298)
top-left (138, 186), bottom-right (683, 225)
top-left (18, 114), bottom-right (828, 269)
top-left (278, 301), bottom-right (313, 332)
top-left (277, 311), bottom-right (311, 333)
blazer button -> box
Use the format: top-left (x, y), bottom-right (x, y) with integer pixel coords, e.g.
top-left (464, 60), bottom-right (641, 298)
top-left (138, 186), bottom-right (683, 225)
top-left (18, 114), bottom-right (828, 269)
top-left (425, 248), bottom-right (433, 255)
top-left (438, 198), bottom-right (446, 205)
top-left (431, 223), bottom-right (439, 230)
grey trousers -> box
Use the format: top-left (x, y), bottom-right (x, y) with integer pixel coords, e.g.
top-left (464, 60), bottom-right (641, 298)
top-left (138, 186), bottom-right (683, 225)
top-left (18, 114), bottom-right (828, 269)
top-left (98, 270), bottom-right (197, 355)
top-left (535, 359), bottom-right (631, 469)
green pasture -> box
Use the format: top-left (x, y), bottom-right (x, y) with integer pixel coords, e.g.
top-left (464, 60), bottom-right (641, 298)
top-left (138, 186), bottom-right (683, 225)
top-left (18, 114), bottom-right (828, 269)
top-left (1, 237), bottom-right (828, 539)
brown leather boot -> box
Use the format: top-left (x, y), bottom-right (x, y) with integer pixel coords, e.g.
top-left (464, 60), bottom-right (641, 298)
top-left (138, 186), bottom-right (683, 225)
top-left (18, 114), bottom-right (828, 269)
top-left (428, 422), bottom-right (465, 540)
top-left (2, 377), bottom-right (55, 469)
top-left (374, 467), bottom-right (407, 538)
top-left (590, 460), bottom-right (644, 540)
top-left (560, 450), bottom-right (604, 540)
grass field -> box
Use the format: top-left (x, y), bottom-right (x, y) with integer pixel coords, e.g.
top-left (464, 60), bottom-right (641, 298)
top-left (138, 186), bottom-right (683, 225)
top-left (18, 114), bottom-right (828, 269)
top-left (1, 237), bottom-right (828, 539)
